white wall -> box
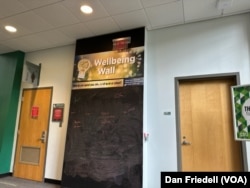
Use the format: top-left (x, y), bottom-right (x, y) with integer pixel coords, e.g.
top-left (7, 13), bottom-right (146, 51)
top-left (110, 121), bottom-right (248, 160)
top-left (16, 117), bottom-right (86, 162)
top-left (12, 45), bottom-right (75, 180)
top-left (145, 13), bottom-right (250, 188)
top-left (11, 12), bottom-right (250, 187)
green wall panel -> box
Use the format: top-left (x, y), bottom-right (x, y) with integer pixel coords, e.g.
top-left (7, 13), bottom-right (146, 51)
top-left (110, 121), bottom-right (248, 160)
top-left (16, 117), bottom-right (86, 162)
top-left (0, 51), bottom-right (25, 174)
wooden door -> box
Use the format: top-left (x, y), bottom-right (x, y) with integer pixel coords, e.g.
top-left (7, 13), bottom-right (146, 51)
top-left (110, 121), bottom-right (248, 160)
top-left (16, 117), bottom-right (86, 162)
top-left (13, 87), bottom-right (52, 181)
top-left (179, 77), bottom-right (243, 171)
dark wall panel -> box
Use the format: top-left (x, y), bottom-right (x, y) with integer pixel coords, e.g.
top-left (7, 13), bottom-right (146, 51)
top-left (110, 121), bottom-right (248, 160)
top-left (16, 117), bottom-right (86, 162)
top-left (75, 27), bottom-right (145, 55)
top-left (62, 28), bottom-right (144, 188)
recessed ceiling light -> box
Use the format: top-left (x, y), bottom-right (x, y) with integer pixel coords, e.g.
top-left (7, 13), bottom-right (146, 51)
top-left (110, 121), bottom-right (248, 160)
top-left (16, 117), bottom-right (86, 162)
top-left (80, 5), bottom-right (93, 14)
top-left (5, 25), bottom-right (17, 33)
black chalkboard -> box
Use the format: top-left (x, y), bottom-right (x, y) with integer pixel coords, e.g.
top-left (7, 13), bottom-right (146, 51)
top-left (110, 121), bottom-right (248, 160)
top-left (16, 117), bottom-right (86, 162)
top-left (62, 86), bottom-right (143, 188)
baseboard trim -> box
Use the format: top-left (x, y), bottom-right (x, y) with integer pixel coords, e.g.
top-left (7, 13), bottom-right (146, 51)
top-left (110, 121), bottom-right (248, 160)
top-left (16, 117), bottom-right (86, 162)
top-left (0, 173), bottom-right (12, 178)
top-left (45, 178), bottom-right (61, 185)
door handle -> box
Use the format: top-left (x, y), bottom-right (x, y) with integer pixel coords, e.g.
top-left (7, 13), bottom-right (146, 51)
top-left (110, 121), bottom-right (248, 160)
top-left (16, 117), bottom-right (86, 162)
top-left (181, 136), bottom-right (191, 145)
top-left (39, 131), bottom-right (46, 143)
top-left (182, 140), bottom-right (191, 145)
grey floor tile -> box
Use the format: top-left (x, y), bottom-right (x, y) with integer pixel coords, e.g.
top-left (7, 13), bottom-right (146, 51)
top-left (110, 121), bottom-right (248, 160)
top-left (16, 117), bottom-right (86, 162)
top-left (0, 176), bottom-right (61, 188)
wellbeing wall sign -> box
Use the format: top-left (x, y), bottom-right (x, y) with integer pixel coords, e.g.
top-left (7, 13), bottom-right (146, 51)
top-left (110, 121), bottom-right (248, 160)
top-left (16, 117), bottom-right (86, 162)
top-left (72, 47), bottom-right (144, 89)
top-left (231, 84), bottom-right (250, 140)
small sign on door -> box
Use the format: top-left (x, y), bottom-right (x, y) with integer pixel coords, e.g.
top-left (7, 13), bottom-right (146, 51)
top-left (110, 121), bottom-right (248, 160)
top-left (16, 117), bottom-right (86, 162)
top-left (31, 106), bottom-right (39, 118)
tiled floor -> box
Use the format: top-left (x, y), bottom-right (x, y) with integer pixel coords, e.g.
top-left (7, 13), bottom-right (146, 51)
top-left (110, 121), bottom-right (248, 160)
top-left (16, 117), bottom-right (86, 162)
top-left (0, 176), bottom-right (61, 188)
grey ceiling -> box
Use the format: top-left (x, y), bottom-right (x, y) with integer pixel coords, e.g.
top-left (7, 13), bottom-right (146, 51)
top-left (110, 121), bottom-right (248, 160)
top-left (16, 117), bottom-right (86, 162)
top-left (0, 0), bottom-right (250, 54)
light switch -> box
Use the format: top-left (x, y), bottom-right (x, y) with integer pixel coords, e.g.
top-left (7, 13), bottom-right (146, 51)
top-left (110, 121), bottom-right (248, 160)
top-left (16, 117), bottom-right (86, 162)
top-left (163, 111), bottom-right (171, 115)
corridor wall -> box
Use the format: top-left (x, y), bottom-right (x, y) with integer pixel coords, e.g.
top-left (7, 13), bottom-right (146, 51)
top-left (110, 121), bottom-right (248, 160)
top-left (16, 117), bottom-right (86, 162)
top-left (15, 12), bottom-right (250, 188)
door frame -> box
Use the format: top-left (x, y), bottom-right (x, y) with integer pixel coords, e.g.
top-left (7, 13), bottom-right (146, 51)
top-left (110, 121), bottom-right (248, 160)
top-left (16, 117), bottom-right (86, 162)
top-left (174, 72), bottom-right (248, 171)
top-left (13, 86), bottom-right (53, 181)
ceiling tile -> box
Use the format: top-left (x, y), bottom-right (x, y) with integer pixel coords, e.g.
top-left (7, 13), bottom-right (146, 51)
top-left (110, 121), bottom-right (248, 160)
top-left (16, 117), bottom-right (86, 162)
top-left (59, 23), bottom-right (94, 40)
top-left (86, 18), bottom-right (121, 36)
top-left (99, 0), bottom-right (143, 15)
top-left (0, 0), bottom-right (27, 18)
top-left (62, 0), bottom-right (109, 22)
top-left (1, 12), bottom-right (53, 34)
top-left (0, 27), bottom-right (19, 40)
top-left (0, 42), bottom-right (16, 54)
top-left (3, 35), bottom-right (52, 52)
top-left (183, 0), bottom-right (221, 22)
top-left (141, 0), bottom-right (180, 8)
top-left (145, 1), bottom-right (184, 29)
top-left (18, 0), bottom-right (63, 9)
top-left (34, 4), bottom-right (80, 27)
top-left (113, 10), bottom-right (149, 30)
top-left (223, 0), bottom-right (250, 15)
top-left (0, 22), bottom-right (31, 38)
top-left (34, 30), bottom-right (75, 47)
